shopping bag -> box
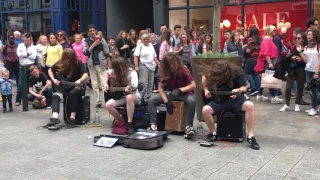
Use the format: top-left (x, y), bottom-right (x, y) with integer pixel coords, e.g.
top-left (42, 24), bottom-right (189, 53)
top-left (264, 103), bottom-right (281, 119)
top-left (261, 70), bottom-right (282, 89)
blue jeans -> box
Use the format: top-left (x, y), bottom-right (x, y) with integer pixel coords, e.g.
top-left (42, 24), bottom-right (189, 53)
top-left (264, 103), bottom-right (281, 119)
top-left (244, 59), bottom-right (260, 90)
top-left (27, 86), bottom-right (53, 106)
top-left (305, 71), bottom-right (318, 109)
top-left (292, 81), bottom-right (297, 94)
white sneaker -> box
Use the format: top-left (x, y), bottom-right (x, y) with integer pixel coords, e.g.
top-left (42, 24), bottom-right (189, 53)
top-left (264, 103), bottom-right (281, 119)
top-left (271, 97), bottom-right (283, 104)
top-left (256, 95), bottom-right (270, 101)
top-left (280, 104), bottom-right (290, 112)
top-left (294, 104), bottom-right (300, 112)
top-left (308, 108), bottom-right (317, 116)
top-left (305, 108), bottom-right (319, 113)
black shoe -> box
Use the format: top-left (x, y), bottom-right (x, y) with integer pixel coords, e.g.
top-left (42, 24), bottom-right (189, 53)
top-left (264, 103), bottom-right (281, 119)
top-left (3, 109), bottom-right (6, 113)
top-left (128, 122), bottom-right (135, 134)
top-left (184, 127), bottom-right (195, 139)
top-left (247, 136), bottom-right (260, 150)
top-left (9, 108), bottom-right (13, 112)
top-left (47, 118), bottom-right (61, 126)
top-left (87, 81), bottom-right (93, 89)
top-left (95, 103), bottom-right (102, 109)
top-left (300, 99), bottom-right (310, 105)
top-left (66, 118), bottom-right (77, 129)
top-left (205, 133), bottom-right (216, 142)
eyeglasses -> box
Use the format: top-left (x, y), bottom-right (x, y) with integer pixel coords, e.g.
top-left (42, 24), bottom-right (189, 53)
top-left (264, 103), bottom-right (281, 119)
top-left (295, 37), bottom-right (301, 40)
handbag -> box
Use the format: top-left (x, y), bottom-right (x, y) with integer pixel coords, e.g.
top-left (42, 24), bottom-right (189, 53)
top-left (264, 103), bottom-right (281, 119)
top-left (261, 70), bottom-right (282, 89)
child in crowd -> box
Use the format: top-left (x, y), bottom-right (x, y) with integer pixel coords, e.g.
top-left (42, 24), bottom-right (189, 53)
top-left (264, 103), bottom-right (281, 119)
top-left (0, 70), bottom-right (15, 113)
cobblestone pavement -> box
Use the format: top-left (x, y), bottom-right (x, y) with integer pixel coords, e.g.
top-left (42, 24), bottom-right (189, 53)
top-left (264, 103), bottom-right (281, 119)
top-left (0, 89), bottom-right (320, 180)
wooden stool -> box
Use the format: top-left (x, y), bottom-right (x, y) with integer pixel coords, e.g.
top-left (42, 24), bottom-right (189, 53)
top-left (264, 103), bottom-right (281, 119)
top-left (164, 101), bottom-right (187, 132)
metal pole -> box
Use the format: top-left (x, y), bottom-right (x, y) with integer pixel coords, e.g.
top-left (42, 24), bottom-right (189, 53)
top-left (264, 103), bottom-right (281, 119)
top-left (308, 0), bottom-right (312, 18)
top-left (241, 0), bottom-right (245, 27)
top-left (21, 66), bottom-right (28, 111)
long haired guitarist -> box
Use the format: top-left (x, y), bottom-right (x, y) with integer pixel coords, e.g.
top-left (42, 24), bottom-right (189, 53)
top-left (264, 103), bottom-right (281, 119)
top-left (105, 57), bottom-right (140, 134)
top-left (48, 48), bottom-right (88, 128)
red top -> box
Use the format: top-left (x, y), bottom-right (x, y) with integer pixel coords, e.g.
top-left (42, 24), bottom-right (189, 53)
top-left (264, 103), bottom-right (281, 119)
top-left (164, 67), bottom-right (194, 95)
top-left (254, 37), bottom-right (278, 74)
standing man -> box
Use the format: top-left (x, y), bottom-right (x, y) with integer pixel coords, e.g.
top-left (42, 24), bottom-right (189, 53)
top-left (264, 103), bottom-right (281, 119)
top-left (83, 24), bottom-right (110, 107)
top-left (14, 31), bottom-right (23, 45)
top-left (15, 33), bottom-right (37, 106)
top-left (156, 24), bottom-right (167, 44)
top-left (306, 17), bottom-right (319, 33)
top-left (170, 24), bottom-right (181, 51)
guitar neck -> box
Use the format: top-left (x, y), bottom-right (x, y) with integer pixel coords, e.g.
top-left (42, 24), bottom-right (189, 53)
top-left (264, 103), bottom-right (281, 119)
top-left (209, 91), bottom-right (243, 96)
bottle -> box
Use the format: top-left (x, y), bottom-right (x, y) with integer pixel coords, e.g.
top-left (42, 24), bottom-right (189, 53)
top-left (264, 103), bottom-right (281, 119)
top-left (197, 122), bottom-right (203, 136)
top-left (95, 110), bottom-right (100, 124)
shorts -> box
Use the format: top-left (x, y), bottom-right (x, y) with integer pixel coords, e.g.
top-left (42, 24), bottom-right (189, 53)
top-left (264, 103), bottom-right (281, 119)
top-left (207, 97), bottom-right (247, 115)
top-left (114, 93), bottom-right (141, 107)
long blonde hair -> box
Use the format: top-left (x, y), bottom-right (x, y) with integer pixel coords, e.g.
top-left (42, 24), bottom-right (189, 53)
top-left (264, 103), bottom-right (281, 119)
top-left (37, 35), bottom-right (47, 45)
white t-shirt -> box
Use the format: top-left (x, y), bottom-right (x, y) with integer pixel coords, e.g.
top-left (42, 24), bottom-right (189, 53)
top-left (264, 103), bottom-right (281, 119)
top-left (107, 69), bottom-right (140, 98)
top-left (134, 43), bottom-right (157, 71)
top-left (304, 46), bottom-right (320, 72)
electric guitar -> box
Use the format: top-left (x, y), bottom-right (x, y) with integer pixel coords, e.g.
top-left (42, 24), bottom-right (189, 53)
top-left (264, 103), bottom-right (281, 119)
top-left (202, 90), bottom-right (245, 105)
top-left (53, 72), bottom-right (84, 92)
top-left (104, 85), bottom-right (137, 102)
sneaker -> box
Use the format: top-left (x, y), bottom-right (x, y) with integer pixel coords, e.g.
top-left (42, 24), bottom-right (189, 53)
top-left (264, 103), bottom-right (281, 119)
top-left (46, 106), bottom-right (52, 109)
top-left (184, 127), bottom-right (195, 139)
top-left (294, 104), bottom-right (300, 112)
top-left (256, 95), bottom-right (270, 101)
top-left (308, 108), bottom-right (317, 116)
top-left (3, 109), bottom-right (6, 113)
top-left (47, 118), bottom-right (61, 126)
top-left (290, 94), bottom-right (296, 99)
top-left (128, 122), bottom-right (135, 134)
top-left (280, 104), bottom-right (290, 112)
top-left (66, 118), bottom-right (77, 129)
top-left (305, 108), bottom-right (319, 113)
top-left (9, 108), bottom-right (13, 112)
top-left (247, 136), bottom-right (260, 150)
top-left (205, 133), bottom-right (216, 142)
top-left (271, 97), bottom-right (283, 104)
top-left (248, 89), bottom-right (258, 96)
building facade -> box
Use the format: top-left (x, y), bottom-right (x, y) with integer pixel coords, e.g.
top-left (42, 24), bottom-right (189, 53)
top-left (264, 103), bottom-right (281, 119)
top-left (0, 0), bottom-right (101, 42)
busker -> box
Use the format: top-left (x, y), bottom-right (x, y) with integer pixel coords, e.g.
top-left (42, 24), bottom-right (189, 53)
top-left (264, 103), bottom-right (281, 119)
top-left (201, 60), bottom-right (260, 150)
top-left (148, 53), bottom-right (196, 138)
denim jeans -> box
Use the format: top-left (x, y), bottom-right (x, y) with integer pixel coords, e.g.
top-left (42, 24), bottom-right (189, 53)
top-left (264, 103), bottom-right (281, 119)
top-left (305, 71), bottom-right (318, 109)
top-left (2, 94), bottom-right (12, 109)
top-left (27, 86), bottom-right (53, 106)
top-left (244, 59), bottom-right (260, 90)
top-left (148, 93), bottom-right (196, 127)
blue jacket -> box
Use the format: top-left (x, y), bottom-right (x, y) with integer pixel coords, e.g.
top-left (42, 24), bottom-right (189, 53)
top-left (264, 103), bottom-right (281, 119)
top-left (0, 79), bottom-right (13, 95)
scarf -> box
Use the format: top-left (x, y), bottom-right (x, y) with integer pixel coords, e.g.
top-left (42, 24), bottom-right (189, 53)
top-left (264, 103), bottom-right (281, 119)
top-left (308, 40), bottom-right (317, 48)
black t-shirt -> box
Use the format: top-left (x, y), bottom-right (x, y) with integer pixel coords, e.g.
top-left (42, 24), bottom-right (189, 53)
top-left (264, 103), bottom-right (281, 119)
top-left (292, 46), bottom-right (306, 69)
top-left (29, 72), bottom-right (49, 92)
top-left (212, 74), bottom-right (247, 103)
top-left (51, 62), bottom-right (87, 82)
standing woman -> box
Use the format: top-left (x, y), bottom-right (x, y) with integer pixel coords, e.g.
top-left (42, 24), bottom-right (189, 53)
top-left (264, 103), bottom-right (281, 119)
top-left (2, 35), bottom-right (19, 84)
top-left (280, 32), bottom-right (307, 112)
top-left (159, 29), bottom-right (171, 61)
top-left (254, 25), bottom-right (283, 104)
top-left (202, 33), bottom-right (213, 54)
top-left (57, 30), bottom-right (71, 49)
top-left (43, 33), bottom-right (63, 77)
top-left (174, 32), bottom-right (193, 73)
top-left (244, 26), bottom-right (262, 95)
top-left (128, 29), bottom-right (138, 50)
top-left (72, 33), bottom-right (88, 67)
top-left (134, 33), bottom-right (160, 102)
top-left (190, 30), bottom-right (200, 55)
top-left (223, 31), bottom-right (243, 56)
top-left (35, 35), bottom-right (48, 69)
top-left (297, 30), bottom-right (320, 116)
top-left (115, 30), bottom-right (130, 63)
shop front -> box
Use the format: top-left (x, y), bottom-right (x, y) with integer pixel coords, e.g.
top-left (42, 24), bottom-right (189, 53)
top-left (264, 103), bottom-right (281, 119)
top-left (157, 0), bottom-right (316, 48)
top-left (0, 0), bottom-right (101, 43)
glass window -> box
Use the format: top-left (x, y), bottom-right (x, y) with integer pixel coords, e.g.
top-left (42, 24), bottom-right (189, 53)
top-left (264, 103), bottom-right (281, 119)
top-left (169, 10), bottom-right (187, 30)
top-left (190, 0), bottom-right (212, 6)
top-left (312, 0), bottom-right (320, 23)
top-left (81, 12), bottom-right (92, 32)
top-left (190, 8), bottom-right (213, 33)
top-left (43, 0), bottom-right (51, 8)
top-left (169, 0), bottom-right (186, 8)
top-left (27, 12), bottom-right (51, 42)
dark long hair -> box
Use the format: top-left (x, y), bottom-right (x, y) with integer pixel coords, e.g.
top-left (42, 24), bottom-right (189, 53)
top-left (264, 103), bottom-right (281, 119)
top-left (203, 33), bottom-right (212, 51)
top-left (160, 53), bottom-right (187, 81)
top-left (296, 32), bottom-right (308, 47)
top-left (160, 29), bottom-right (171, 46)
top-left (55, 48), bottom-right (78, 76)
top-left (204, 60), bottom-right (242, 89)
top-left (248, 26), bottom-right (262, 46)
top-left (111, 57), bottom-right (129, 87)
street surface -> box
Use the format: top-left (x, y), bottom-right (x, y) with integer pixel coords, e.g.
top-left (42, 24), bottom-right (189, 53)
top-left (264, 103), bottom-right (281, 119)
top-left (0, 88), bottom-right (320, 180)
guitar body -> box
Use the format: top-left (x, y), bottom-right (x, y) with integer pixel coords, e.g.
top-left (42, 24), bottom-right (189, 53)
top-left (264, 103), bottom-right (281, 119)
top-left (104, 78), bottom-right (124, 102)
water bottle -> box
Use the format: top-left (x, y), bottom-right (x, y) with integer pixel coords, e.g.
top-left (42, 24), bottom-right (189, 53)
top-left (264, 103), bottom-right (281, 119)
top-left (95, 110), bottom-right (100, 124)
top-left (197, 122), bottom-right (203, 136)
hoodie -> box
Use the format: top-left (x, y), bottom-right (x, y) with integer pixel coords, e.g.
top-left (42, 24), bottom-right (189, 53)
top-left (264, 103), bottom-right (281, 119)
top-left (72, 41), bottom-right (88, 64)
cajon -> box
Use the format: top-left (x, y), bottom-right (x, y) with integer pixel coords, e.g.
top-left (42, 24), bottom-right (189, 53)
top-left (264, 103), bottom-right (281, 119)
top-left (165, 101), bottom-right (187, 132)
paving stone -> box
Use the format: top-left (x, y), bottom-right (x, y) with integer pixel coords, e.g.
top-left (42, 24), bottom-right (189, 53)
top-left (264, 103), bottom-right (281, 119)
top-left (216, 162), bottom-right (259, 179)
top-left (284, 171), bottom-right (320, 180)
top-left (205, 172), bottom-right (248, 180)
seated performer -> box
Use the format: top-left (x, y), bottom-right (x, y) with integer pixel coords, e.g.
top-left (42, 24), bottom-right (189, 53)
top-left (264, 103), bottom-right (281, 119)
top-left (105, 57), bottom-right (140, 134)
top-left (28, 65), bottom-right (52, 108)
top-left (201, 60), bottom-right (260, 150)
top-left (148, 53), bottom-right (196, 138)
top-left (47, 48), bottom-right (88, 127)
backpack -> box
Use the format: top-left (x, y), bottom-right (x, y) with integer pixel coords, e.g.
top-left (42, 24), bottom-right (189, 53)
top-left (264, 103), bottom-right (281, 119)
top-left (94, 130), bottom-right (168, 150)
top-left (111, 120), bottom-right (128, 135)
top-left (170, 35), bottom-right (176, 47)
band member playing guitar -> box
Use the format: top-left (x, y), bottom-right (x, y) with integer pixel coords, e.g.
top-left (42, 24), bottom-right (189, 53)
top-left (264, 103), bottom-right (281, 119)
top-left (105, 57), bottom-right (140, 134)
top-left (47, 48), bottom-right (88, 128)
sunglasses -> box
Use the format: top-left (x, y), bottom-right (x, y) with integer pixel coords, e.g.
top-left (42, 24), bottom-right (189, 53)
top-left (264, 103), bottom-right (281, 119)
top-left (295, 37), bottom-right (301, 40)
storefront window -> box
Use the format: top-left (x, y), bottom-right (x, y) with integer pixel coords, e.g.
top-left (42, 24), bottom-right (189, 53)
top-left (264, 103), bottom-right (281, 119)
top-left (3, 13), bottom-right (26, 34)
top-left (312, 0), bottom-right (320, 22)
top-left (190, 0), bottom-right (212, 6)
top-left (169, 10), bottom-right (187, 30)
top-left (190, 8), bottom-right (213, 33)
top-left (169, 0), bottom-right (186, 8)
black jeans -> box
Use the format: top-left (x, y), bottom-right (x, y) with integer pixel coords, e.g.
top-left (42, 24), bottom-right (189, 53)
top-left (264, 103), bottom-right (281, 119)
top-left (2, 94), bottom-right (13, 110)
top-left (28, 86), bottom-right (53, 106)
top-left (5, 62), bottom-right (20, 85)
top-left (41, 66), bottom-right (50, 79)
top-left (51, 88), bottom-right (85, 114)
